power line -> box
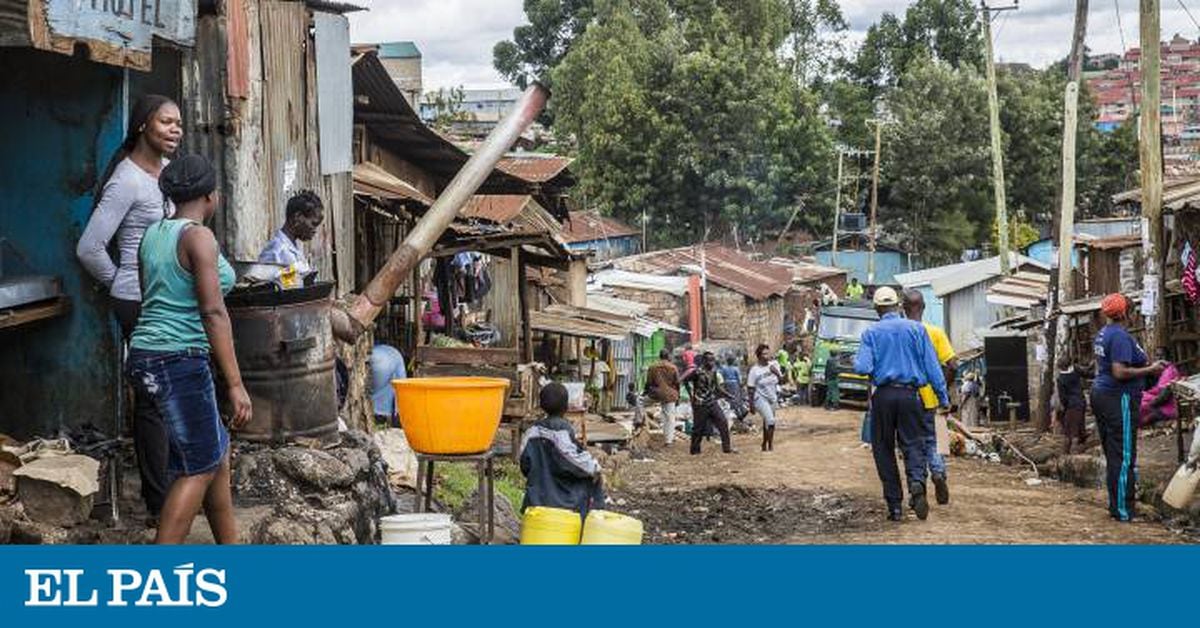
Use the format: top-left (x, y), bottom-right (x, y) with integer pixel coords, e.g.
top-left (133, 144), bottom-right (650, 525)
top-left (1178, 0), bottom-right (1200, 34)
top-left (1114, 0), bottom-right (1128, 56)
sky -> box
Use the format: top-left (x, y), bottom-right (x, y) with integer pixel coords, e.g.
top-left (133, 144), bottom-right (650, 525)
top-left (348, 0), bottom-right (1200, 92)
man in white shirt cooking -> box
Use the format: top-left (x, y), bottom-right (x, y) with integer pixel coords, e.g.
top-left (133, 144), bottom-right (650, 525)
top-left (258, 189), bottom-right (324, 278)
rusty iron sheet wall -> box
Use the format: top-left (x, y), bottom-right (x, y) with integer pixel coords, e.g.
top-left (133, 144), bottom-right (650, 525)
top-left (480, 248), bottom-right (520, 347)
top-left (222, 0), bottom-right (269, 261)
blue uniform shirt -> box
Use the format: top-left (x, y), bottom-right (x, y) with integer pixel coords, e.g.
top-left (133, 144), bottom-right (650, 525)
top-left (1093, 323), bottom-right (1148, 395)
top-left (853, 312), bottom-right (949, 407)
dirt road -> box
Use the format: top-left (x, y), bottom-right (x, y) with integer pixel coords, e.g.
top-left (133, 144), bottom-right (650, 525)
top-left (611, 406), bottom-right (1185, 544)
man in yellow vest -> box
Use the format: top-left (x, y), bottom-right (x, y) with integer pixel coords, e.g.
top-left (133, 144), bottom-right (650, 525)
top-left (902, 289), bottom-right (958, 506)
top-left (846, 277), bottom-right (865, 301)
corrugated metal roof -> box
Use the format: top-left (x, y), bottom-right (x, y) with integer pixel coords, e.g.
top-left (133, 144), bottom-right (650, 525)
top-left (766, 257), bottom-right (847, 285)
top-left (497, 154), bottom-right (573, 183)
top-left (530, 310), bottom-right (629, 341)
top-left (562, 210), bottom-right (638, 244)
top-left (352, 52), bottom-right (526, 192)
top-left (1074, 233), bottom-right (1142, 250)
top-left (930, 253), bottom-right (1050, 297)
top-left (985, 272), bottom-right (1051, 309)
top-left (353, 162), bottom-right (434, 205)
top-left (376, 41), bottom-right (421, 59)
top-left (1112, 176), bottom-right (1200, 210)
top-left (612, 243), bottom-right (792, 301)
top-left (590, 269), bottom-right (690, 296)
top-left (459, 195), bottom-right (563, 238)
top-left (461, 195), bottom-right (532, 223)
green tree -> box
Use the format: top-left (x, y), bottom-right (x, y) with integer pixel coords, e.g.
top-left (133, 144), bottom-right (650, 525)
top-left (493, 0), bottom-right (597, 89)
top-left (551, 0), bottom-right (834, 247)
top-left (422, 86), bottom-right (470, 133)
top-left (878, 56), bottom-right (991, 264)
top-left (846, 0), bottom-right (982, 93)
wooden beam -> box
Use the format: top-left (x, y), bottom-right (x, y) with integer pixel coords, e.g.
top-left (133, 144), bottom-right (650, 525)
top-left (415, 345), bottom-right (520, 367)
top-left (0, 297), bottom-right (70, 330)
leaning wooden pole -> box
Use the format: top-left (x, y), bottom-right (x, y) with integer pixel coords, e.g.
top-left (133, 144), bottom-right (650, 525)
top-left (1040, 0), bottom-right (1089, 432)
top-left (331, 83), bottom-right (550, 342)
top-left (981, 1), bottom-right (1011, 275)
top-left (1139, 0), bottom-right (1166, 353)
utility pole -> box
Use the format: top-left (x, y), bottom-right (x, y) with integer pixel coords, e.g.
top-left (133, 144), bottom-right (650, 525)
top-left (980, 1), bottom-right (1018, 274)
top-left (1140, 0), bottom-right (1166, 353)
top-left (865, 119), bottom-right (885, 285)
top-left (832, 150), bottom-right (844, 266)
top-left (1040, 0), bottom-right (1089, 432)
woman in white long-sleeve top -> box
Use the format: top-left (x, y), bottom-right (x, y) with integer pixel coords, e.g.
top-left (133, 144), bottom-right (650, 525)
top-left (76, 93), bottom-right (182, 524)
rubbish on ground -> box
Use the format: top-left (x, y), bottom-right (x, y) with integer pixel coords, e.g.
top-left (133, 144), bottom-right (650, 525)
top-left (1163, 463), bottom-right (1200, 509)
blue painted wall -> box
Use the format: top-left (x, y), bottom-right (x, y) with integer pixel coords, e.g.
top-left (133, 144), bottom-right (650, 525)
top-left (814, 250), bottom-right (912, 286)
top-left (1026, 238), bottom-right (1080, 268)
top-left (0, 49), bottom-right (125, 439)
top-left (918, 285), bottom-right (945, 330)
top-left (566, 236), bottom-right (641, 263)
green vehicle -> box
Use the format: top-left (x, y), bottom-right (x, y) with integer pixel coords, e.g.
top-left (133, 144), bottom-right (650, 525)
top-left (809, 305), bottom-right (879, 408)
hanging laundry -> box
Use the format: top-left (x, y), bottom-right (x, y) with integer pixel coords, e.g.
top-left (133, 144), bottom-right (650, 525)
top-left (1182, 241), bottom-right (1199, 304)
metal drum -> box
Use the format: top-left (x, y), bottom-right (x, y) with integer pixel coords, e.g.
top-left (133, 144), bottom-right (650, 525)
top-left (224, 282), bottom-right (338, 443)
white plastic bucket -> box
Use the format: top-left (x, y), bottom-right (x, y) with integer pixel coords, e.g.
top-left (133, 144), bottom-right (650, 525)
top-left (380, 513), bottom-right (453, 545)
top-left (1163, 464), bottom-right (1200, 510)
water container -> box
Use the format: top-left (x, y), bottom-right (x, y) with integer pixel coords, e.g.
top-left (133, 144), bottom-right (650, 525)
top-left (1163, 464), bottom-right (1200, 509)
top-left (392, 377), bottom-right (510, 454)
top-left (380, 513), bottom-right (454, 545)
top-left (580, 510), bottom-right (644, 545)
top-left (519, 507), bottom-right (582, 545)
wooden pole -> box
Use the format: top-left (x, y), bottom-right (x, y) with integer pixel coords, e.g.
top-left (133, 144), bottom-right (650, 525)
top-left (1139, 0), bottom-right (1166, 353)
top-left (1041, 0), bottom-right (1089, 432)
top-left (866, 120), bottom-right (883, 284)
top-left (981, 1), bottom-right (1012, 275)
top-left (831, 150), bottom-right (844, 266)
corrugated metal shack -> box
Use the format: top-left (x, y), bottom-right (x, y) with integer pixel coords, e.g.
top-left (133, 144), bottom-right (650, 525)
top-left (561, 210), bottom-right (641, 262)
top-left (0, 0), bottom-right (356, 439)
top-left (611, 243), bottom-right (793, 356)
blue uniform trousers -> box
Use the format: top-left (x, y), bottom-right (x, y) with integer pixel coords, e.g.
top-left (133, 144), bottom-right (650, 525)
top-left (870, 386), bottom-right (929, 511)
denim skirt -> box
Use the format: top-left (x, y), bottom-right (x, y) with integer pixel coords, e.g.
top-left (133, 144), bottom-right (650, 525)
top-left (126, 348), bottom-right (230, 478)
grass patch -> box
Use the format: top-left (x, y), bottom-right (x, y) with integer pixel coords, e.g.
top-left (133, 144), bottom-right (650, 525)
top-left (434, 458), bottom-right (526, 512)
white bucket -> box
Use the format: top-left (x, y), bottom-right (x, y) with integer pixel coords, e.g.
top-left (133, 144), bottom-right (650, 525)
top-left (380, 513), bottom-right (454, 545)
top-left (1163, 464), bottom-right (1200, 510)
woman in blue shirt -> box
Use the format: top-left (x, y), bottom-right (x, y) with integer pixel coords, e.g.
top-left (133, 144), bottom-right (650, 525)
top-left (127, 155), bottom-right (252, 543)
top-left (1091, 293), bottom-right (1165, 522)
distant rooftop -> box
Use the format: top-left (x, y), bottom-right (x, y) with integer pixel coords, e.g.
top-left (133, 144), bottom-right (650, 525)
top-left (376, 42), bottom-right (421, 59)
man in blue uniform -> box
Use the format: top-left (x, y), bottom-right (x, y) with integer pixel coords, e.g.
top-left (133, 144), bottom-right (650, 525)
top-left (854, 287), bottom-right (949, 522)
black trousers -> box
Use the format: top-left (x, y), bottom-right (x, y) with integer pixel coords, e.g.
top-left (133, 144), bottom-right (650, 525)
top-left (114, 298), bottom-right (169, 518)
top-left (690, 402), bottom-right (732, 454)
top-left (1091, 390), bottom-right (1138, 521)
top-left (870, 386), bottom-right (929, 510)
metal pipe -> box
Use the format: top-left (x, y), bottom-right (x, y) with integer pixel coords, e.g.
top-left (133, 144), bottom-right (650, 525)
top-left (333, 82), bottom-right (550, 342)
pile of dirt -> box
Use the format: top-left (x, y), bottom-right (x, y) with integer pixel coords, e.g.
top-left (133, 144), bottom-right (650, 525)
top-left (610, 484), bottom-right (882, 544)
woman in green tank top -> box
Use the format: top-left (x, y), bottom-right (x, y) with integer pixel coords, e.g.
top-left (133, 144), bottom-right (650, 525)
top-left (126, 154), bottom-right (251, 544)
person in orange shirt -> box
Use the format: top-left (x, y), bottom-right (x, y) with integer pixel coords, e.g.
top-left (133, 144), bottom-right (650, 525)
top-left (903, 289), bottom-right (958, 506)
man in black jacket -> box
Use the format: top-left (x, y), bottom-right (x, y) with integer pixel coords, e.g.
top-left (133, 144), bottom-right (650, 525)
top-left (519, 383), bottom-right (605, 515)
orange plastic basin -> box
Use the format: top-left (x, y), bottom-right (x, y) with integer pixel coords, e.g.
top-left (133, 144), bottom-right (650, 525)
top-left (392, 377), bottom-right (510, 454)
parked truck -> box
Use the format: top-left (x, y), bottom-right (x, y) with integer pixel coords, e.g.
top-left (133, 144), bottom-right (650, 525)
top-left (809, 305), bottom-right (878, 408)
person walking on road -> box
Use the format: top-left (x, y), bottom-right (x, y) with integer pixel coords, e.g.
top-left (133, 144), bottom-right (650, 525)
top-left (902, 289), bottom-right (958, 506)
top-left (682, 352), bottom-right (736, 455)
top-left (854, 287), bottom-right (949, 522)
top-left (1091, 294), bottom-right (1165, 522)
top-left (747, 344), bottom-right (785, 451)
top-left (645, 349), bottom-right (682, 445)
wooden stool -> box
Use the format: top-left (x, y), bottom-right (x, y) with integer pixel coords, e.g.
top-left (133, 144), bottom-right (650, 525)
top-left (414, 451), bottom-right (495, 544)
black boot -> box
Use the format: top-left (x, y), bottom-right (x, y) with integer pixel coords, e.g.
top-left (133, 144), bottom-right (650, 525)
top-left (766, 425), bottom-right (775, 451)
top-left (909, 482), bottom-right (930, 520)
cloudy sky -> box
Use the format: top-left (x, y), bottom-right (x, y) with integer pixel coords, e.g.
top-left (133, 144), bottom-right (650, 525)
top-left (348, 0), bottom-right (1199, 91)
